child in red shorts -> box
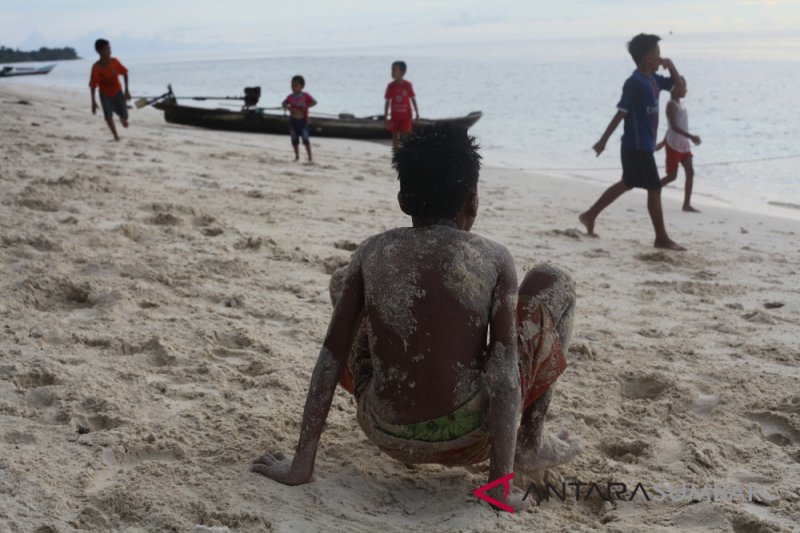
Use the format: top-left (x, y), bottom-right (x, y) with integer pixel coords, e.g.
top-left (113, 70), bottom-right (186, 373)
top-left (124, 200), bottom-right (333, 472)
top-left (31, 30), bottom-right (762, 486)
top-left (384, 61), bottom-right (419, 148)
top-left (657, 78), bottom-right (702, 212)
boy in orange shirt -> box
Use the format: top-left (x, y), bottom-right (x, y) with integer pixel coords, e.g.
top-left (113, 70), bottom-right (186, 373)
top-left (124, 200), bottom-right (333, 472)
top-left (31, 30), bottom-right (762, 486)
top-left (89, 39), bottom-right (130, 141)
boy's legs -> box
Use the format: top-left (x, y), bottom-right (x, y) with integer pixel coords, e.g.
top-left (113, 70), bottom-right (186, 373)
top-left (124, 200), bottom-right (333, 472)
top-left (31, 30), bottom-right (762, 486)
top-left (660, 144), bottom-right (679, 187)
top-left (660, 172), bottom-right (678, 186)
top-left (301, 123), bottom-right (312, 162)
top-left (99, 93), bottom-right (120, 141)
top-left (514, 263), bottom-right (581, 473)
top-left (115, 92), bottom-right (129, 129)
top-left (289, 119), bottom-right (301, 160)
top-left (647, 188), bottom-right (685, 250)
top-left (578, 180), bottom-right (631, 236)
top-left (681, 157), bottom-right (699, 212)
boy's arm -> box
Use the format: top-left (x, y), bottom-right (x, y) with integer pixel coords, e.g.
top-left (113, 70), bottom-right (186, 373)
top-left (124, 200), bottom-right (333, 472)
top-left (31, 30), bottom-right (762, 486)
top-left (411, 97), bottom-right (419, 124)
top-left (661, 58), bottom-right (685, 94)
top-left (90, 87), bottom-right (98, 114)
top-left (665, 101), bottom-right (701, 145)
top-left (484, 249), bottom-right (521, 486)
top-left (592, 110), bottom-right (625, 156)
top-left (123, 73), bottom-right (130, 100)
top-left (252, 258), bottom-right (365, 485)
top-left (384, 99), bottom-right (390, 122)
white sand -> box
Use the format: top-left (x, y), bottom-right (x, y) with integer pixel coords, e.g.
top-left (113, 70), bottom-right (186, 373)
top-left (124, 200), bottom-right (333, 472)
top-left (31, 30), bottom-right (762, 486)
top-left (1, 84), bottom-right (798, 532)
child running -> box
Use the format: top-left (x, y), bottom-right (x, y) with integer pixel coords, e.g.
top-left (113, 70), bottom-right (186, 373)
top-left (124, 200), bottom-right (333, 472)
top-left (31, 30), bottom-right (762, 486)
top-left (252, 125), bottom-right (581, 512)
top-left (282, 75), bottom-right (317, 162)
top-left (89, 39), bottom-right (130, 141)
top-left (656, 78), bottom-right (702, 212)
top-left (579, 33), bottom-right (687, 250)
top-left (384, 61), bottom-right (419, 148)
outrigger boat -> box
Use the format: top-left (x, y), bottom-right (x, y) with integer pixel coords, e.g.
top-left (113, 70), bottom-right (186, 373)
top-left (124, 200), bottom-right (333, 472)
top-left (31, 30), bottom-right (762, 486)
top-left (147, 85), bottom-right (481, 140)
top-left (0, 64), bottom-right (56, 77)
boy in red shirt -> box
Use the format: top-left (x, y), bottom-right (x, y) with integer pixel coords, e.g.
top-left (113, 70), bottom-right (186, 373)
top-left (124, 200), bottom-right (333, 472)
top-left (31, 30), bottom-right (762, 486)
top-left (384, 61), bottom-right (419, 147)
top-left (89, 39), bottom-right (130, 141)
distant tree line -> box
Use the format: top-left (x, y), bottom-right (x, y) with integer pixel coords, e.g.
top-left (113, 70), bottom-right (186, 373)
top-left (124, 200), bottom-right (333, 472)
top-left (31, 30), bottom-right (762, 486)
top-left (0, 46), bottom-right (80, 63)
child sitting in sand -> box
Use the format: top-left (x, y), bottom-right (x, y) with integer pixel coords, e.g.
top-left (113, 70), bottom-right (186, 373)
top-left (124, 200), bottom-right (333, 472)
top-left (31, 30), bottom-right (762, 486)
top-left (656, 77), bottom-right (702, 212)
top-left (89, 39), bottom-right (130, 142)
top-left (282, 75), bottom-right (317, 162)
top-left (252, 125), bottom-right (581, 511)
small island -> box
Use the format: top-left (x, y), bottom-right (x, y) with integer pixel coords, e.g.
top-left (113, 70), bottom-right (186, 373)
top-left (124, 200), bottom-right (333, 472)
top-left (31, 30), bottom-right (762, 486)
top-left (0, 46), bottom-right (80, 63)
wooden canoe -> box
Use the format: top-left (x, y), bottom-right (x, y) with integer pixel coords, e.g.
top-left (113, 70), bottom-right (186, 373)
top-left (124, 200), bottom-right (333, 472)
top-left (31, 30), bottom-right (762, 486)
top-left (153, 98), bottom-right (481, 140)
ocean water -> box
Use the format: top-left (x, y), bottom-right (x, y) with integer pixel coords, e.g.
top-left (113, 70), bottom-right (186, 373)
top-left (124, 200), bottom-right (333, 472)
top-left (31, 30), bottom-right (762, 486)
top-left (4, 33), bottom-right (799, 219)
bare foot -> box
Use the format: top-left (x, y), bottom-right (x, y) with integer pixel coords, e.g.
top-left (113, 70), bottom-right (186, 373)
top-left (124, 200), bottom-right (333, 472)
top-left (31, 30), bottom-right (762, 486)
top-left (515, 429), bottom-right (582, 473)
top-left (682, 205), bottom-right (701, 213)
top-left (578, 213), bottom-right (596, 237)
top-left (654, 239), bottom-right (686, 251)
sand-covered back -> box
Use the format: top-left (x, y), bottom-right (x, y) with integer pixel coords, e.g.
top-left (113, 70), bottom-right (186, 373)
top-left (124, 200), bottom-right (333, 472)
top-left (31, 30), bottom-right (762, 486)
top-left (1, 84), bottom-right (798, 532)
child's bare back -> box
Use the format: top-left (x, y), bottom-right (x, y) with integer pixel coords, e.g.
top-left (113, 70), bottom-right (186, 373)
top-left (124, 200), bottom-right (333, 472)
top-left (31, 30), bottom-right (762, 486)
top-left (347, 225), bottom-right (511, 424)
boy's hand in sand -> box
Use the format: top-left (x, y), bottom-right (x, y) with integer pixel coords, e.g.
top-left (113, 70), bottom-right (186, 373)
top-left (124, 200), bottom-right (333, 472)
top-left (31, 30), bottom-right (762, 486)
top-left (251, 451), bottom-right (311, 486)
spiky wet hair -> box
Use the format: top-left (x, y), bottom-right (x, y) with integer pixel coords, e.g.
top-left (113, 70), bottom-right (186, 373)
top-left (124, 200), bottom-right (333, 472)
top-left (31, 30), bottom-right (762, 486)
top-left (392, 125), bottom-right (482, 218)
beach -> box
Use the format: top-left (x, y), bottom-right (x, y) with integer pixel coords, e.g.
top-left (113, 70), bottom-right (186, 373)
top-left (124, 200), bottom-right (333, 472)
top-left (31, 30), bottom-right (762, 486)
top-left (1, 83), bottom-right (798, 532)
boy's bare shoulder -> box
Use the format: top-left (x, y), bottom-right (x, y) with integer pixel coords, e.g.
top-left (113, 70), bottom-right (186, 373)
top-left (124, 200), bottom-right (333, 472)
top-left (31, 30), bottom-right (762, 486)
top-left (354, 227), bottom-right (512, 268)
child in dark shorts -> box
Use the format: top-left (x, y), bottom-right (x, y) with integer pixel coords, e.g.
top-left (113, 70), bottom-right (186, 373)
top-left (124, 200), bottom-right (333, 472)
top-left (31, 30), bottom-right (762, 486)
top-left (89, 39), bottom-right (130, 142)
top-left (579, 33), bottom-right (687, 251)
top-left (282, 75), bottom-right (317, 162)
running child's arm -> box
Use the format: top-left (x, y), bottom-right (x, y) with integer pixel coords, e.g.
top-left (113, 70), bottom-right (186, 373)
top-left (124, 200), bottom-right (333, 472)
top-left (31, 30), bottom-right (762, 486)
top-left (122, 72), bottom-right (131, 100)
top-left (123, 72), bottom-right (130, 100)
top-left (666, 101), bottom-right (701, 145)
top-left (592, 110), bottom-right (625, 156)
top-left (411, 96), bottom-right (419, 124)
top-left (90, 87), bottom-right (98, 115)
top-left (384, 99), bottom-right (390, 122)
top-left (252, 258), bottom-right (365, 485)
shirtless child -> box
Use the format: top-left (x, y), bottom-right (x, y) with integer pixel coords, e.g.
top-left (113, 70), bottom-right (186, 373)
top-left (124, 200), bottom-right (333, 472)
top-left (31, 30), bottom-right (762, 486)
top-left (252, 126), bottom-right (581, 511)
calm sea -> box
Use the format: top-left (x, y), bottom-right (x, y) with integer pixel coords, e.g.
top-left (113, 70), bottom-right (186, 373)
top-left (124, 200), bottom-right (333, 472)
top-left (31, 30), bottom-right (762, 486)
top-left (4, 33), bottom-right (799, 219)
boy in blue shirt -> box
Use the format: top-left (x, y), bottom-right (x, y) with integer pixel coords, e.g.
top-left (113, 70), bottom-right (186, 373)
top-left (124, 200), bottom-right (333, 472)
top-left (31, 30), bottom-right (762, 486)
top-left (579, 33), bottom-right (686, 251)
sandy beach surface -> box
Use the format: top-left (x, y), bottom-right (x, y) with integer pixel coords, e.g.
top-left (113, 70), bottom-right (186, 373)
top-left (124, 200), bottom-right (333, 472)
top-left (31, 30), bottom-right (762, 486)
top-left (1, 84), bottom-right (799, 532)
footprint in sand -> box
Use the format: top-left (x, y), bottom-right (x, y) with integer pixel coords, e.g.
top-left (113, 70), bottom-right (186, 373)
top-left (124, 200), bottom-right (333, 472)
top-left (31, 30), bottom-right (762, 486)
top-left (333, 240), bottom-right (359, 251)
top-left (600, 438), bottom-right (651, 463)
top-left (548, 228), bottom-right (582, 240)
top-left (125, 337), bottom-right (177, 367)
top-left (148, 212), bottom-right (182, 226)
top-left (746, 411), bottom-right (800, 449)
top-left (13, 369), bottom-right (57, 390)
top-left (620, 372), bottom-right (675, 400)
top-left (234, 236), bottom-right (262, 250)
top-left (582, 248), bottom-right (610, 258)
top-left (636, 251), bottom-right (680, 264)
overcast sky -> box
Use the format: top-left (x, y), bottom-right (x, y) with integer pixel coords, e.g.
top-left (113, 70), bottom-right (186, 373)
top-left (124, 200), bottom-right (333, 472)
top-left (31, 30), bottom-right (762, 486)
top-left (3, 0), bottom-right (798, 58)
